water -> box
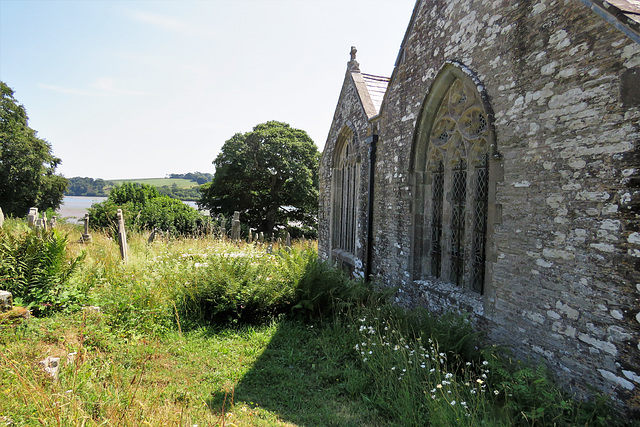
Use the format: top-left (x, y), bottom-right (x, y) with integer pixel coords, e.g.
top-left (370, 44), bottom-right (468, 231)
top-left (57, 196), bottom-right (107, 221)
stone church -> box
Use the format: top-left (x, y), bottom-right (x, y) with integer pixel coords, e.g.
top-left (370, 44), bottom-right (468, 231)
top-left (318, 0), bottom-right (640, 412)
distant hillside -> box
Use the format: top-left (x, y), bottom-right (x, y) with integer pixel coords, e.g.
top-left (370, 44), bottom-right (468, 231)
top-left (110, 178), bottom-right (197, 189)
top-left (66, 174), bottom-right (211, 201)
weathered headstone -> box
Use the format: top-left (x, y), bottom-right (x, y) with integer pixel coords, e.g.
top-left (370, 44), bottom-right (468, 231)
top-left (27, 208), bottom-right (38, 227)
top-left (117, 209), bottom-right (128, 262)
top-left (82, 214), bottom-right (92, 243)
top-left (286, 232), bottom-right (292, 249)
top-left (0, 290), bottom-right (12, 312)
top-left (48, 216), bottom-right (57, 229)
top-left (148, 228), bottom-right (157, 244)
top-left (259, 232), bottom-right (264, 243)
top-left (0, 207), bottom-right (4, 228)
top-left (221, 224), bottom-right (226, 239)
top-left (39, 356), bottom-right (60, 379)
top-left (266, 243), bottom-right (273, 254)
top-left (231, 211), bottom-right (241, 241)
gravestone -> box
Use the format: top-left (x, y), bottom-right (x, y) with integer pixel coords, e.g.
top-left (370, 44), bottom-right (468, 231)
top-left (266, 243), bottom-right (273, 254)
top-left (231, 211), bottom-right (241, 241)
top-left (286, 232), bottom-right (292, 249)
top-left (148, 228), bottom-right (157, 244)
top-left (259, 232), bottom-right (264, 243)
top-left (48, 216), bottom-right (57, 229)
top-left (116, 209), bottom-right (128, 262)
top-left (27, 208), bottom-right (38, 227)
top-left (0, 207), bottom-right (4, 228)
top-left (0, 291), bottom-right (12, 312)
top-left (39, 356), bottom-right (60, 379)
top-left (82, 214), bottom-right (92, 243)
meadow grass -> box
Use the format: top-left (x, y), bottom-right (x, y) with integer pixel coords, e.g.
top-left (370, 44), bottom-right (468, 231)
top-left (0, 220), bottom-right (631, 426)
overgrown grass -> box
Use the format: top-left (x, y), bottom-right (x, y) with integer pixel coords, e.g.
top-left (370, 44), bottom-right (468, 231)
top-left (0, 218), bottom-right (633, 426)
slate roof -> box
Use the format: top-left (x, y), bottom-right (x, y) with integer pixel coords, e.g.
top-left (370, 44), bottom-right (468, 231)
top-left (578, 0), bottom-right (640, 44)
top-left (361, 73), bottom-right (390, 115)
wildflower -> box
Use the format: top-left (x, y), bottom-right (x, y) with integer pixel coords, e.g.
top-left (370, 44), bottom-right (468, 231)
top-left (430, 368), bottom-right (435, 373)
top-left (431, 388), bottom-right (436, 393)
top-left (466, 362), bottom-right (472, 366)
top-left (470, 389), bottom-right (477, 394)
top-left (420, 364), bottom-right (426, 368)
top-left (461, 401), bottom-right (467, 407)
top-left (493, 390), bottom-right (499, 395)
top-left (476, 379), bottom-right (484, 384)
top-left (451, 400), bottom-right (456, 406)
top-left (482, 361), bottom-right (489, 366)
top-left (445, 373), bottom-right (453, 379)
top-left (391, 366), bottom-right (396, 371)
top-left (394, 345), bottom-right (400, 351)
top-left (363, 358), bottom-right (368, 362)
top-left (436, 384), bottom-right (442, 389)
top-left (432, 395), bottom-right (436, 399)
top-left (368, 351), bottom-right (372, 355)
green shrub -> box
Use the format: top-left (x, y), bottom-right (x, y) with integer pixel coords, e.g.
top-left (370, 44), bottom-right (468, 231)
top-left (0, 223), bottom-right (85, 315)
top-left (174, 247), bottom-right (314, 326)
top-left (88, 182), bottom-right (207, 236)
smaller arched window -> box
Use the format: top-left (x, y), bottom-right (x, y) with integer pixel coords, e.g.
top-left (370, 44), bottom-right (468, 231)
top-left (331, 128), bottom-right (360, 257)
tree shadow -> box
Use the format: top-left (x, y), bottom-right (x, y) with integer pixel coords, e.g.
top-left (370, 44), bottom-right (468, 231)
top-left (203, 317), bottom-right (380, 426)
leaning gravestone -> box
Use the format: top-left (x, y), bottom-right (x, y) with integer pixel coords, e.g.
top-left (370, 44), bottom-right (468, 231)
top-left (0, 207), bottom-right (4, 228)
top-left (116, 209), bottom-right (129, 262)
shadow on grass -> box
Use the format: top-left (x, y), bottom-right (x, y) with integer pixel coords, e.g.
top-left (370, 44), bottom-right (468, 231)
top-left (204, 318), bottom-right (383, 427)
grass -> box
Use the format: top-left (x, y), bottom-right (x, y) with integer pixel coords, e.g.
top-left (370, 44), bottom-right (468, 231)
top-left (0, 219), bottom-right (633, 426)
top-left (110, 178), bottom-right (197, 189)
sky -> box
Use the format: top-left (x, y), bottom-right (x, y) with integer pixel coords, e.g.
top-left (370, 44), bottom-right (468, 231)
top-left (0, 0), bottom-right (416, 180)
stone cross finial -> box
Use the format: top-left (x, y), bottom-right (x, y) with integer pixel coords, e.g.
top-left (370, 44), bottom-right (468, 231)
top-left (348, 46), bottom-right (360, 72)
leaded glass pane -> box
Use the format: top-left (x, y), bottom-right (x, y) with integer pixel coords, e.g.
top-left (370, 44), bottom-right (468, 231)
top-left (451, 159), bottom-right (467, 286)
top-left (430, 161), bottom-right (444, 277)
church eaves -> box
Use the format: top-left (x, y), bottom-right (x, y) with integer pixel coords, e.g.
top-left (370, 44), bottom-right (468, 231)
top-left (580, 0), bottom-right (640, 44)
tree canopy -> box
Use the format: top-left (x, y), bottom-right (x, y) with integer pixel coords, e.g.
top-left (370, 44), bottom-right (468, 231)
top-left (0, 81), bottom-right (67, 217)
top-left (199, 121), bottom-right (320, 234)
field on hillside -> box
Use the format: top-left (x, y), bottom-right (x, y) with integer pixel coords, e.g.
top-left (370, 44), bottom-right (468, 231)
top-left (111, 178), bottom-right (198, 189)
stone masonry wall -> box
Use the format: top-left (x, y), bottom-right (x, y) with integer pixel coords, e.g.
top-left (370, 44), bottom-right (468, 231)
top-left (319, 69), bottom-right (373, 277)
top-left (368, 0), bottom-right (640, 411)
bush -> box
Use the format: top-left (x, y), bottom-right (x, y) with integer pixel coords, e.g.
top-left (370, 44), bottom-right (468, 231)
top-left (0, 222), bottom-right (85, 315)
top-left (88, 183), bottom-right (207, 236)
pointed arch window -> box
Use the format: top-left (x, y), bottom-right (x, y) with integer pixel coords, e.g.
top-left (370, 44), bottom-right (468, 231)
top-left (332, 129), bottom-right (360, 257)
top-left (411, 62), bottom-right (499, 295)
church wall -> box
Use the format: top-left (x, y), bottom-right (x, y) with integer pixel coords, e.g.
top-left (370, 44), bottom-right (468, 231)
top-left (319, 72), bottom-right (372, 276)
top-left (370, 0), bottom-right (640, 409)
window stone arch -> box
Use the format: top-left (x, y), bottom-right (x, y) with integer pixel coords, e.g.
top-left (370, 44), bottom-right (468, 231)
top-left (331, 125), bottom-right (360, 260)
top-left (411, 62), bottom-right (500, 295)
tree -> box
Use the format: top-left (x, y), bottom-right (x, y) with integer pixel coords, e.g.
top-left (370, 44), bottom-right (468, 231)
top-left (0, 81), bottom-right (67, 217)
top-left (199, 121), bottom-right (320, 234)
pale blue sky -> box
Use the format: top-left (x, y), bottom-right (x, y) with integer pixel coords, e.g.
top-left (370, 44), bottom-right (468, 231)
top-left (0, 0), bottom-right (416, 179)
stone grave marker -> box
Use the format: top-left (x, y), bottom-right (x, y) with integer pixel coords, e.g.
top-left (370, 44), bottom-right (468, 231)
top-left (27, 207), bottom-right (38, 227)
top-left (0, 207), bottom-right (4, 228)
top-left (231, 211), bottom-right (241, 241)
top-left (82, 213), bottom-right (92, 243)
top-left (117, 209), bottom-right (129, 262)
top-left (0, 291), bottom-right (12, 312)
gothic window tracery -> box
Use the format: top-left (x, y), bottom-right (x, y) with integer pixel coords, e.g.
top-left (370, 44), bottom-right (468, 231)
top-left (332, 129), bottom-right (359, 257)
top-left (412, 63), bottom-right (496, 295)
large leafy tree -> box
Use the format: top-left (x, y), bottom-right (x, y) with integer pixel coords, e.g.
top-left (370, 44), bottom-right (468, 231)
top-left (0, 81), bottom-right (67, 217)
top-left (199, 121), bottom-right (320, 234)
